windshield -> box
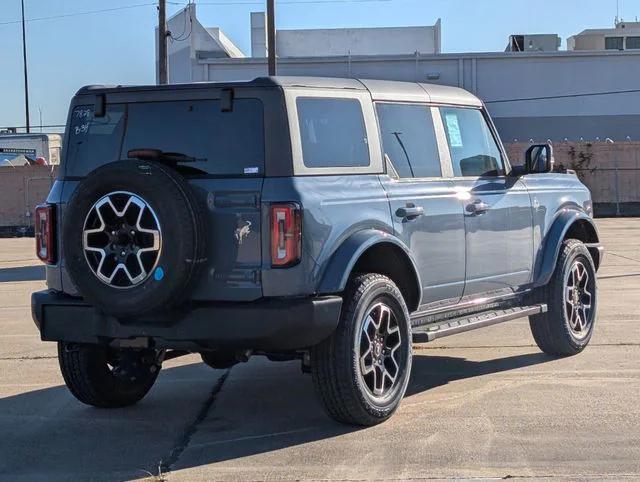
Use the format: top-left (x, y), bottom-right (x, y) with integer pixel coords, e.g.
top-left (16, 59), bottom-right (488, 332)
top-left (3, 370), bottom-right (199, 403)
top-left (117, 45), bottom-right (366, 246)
top-left (65, 99), bottom-right (265, 177)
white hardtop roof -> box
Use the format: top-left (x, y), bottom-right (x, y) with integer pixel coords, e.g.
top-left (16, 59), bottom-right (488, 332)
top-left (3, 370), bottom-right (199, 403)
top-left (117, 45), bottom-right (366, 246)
top-left (270, 76), bottom-right (482, 107)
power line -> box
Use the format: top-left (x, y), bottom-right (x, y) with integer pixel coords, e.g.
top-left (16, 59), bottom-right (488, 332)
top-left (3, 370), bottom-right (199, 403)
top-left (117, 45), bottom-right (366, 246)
top-left (0, 0), bottom-right (392, 26)
top-left (197, 0), bottom-right (391, 4)
top-left (0, 3), bottom-right (166, 26)
top-left (485, 88), bottom-right (640, 104)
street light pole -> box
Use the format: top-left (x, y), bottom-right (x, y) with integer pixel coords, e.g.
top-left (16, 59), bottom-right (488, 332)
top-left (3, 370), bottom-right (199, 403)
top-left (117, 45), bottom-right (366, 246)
top-left (267, 0), bottom-right (276, 76)
top-left (21, 0), bottom-right (30, 133)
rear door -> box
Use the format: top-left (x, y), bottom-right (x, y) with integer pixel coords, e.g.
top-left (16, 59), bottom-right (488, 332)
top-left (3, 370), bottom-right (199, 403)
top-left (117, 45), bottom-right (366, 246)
top-left (439, 106), bottom-right (534, 296)
top-left (377, 102), bottom-right (466, 307)
top-left (64, 90), bottom-right (268, 301)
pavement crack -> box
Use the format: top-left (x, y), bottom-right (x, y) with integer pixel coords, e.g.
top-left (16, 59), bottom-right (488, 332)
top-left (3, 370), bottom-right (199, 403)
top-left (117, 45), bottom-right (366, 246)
top-left (0, 355), bottom-right (57, 360)
top-left (158, 369), bottom-right (230, 475)
top-left (606, 252), bottom-right (640, 264)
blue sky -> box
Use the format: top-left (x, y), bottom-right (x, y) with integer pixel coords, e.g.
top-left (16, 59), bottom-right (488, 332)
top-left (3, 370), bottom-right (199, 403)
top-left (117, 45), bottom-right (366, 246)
top-left (1, 0), bottom-right (638, 128)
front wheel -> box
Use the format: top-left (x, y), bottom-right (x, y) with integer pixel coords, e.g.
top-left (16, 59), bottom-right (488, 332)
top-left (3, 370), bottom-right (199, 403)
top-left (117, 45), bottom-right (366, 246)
top-left (311, 274), bottom-right (412, 426)
top-left (58, 343), bottom-right (161, 408)
top-left (529, 239), bottom-right (598, 356)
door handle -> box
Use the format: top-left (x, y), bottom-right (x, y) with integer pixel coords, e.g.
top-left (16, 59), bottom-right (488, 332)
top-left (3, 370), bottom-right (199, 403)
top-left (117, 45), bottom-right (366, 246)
top-left (467, 200), bottom-right (490, 215)
top-left (396, 205), bottom-right (424, 220)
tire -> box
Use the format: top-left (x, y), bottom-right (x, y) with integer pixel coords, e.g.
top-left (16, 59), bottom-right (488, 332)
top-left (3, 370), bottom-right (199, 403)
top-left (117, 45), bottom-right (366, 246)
top-left (311, 274), bottom-right (412, 426)
top-left (63, 160), bottom-right (206, 317)
top-left (58, 343), bottom-right (160, 408)
top-left (529, 239), bottom-right (598, 356)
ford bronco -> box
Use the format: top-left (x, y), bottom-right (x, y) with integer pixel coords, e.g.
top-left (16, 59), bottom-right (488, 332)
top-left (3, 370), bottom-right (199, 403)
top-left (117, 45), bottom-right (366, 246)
top-left (32, 77), bottom-right (603, 426)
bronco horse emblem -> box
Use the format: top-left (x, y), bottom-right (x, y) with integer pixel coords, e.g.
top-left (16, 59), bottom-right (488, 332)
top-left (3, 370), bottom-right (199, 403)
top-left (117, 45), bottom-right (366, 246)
top-left (235, 220), bottom-right (252, 245)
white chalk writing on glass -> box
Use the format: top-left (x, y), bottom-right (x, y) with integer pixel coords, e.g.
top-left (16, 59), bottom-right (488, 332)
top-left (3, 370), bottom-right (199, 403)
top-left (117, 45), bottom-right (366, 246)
top-left (74, 124), bottom-right (89, 135)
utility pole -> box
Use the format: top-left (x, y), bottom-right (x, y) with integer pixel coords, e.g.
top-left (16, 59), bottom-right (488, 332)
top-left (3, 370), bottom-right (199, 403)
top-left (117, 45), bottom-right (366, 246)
top-left (158, 0), bottom-right (168, 84)
top-left (267, 0), bottom-right (276, 76)
top-left (21, 0), bottom-right (30, 133)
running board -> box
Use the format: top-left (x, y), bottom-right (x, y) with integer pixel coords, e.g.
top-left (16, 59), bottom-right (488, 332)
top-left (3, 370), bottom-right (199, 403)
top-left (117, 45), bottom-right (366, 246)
top-left (412, 304), bottom-right (547, 343)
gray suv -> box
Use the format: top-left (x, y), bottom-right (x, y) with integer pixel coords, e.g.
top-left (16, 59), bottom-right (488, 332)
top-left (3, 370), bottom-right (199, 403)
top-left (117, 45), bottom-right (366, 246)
top-left (32, 77), bottom-right (603, 426)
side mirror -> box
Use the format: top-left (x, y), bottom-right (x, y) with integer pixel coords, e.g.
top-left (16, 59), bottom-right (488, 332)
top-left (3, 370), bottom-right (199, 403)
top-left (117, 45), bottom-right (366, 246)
top-left (525, 144), bottom-right (554, 174)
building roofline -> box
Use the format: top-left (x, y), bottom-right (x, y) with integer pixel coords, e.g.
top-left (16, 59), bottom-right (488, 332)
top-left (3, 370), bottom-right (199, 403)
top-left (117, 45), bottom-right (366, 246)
top-left (197, 48), bottom-right (640, 65)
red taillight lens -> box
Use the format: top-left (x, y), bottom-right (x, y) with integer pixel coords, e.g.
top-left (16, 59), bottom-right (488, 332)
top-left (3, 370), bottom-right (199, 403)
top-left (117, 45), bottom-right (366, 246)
top-left (35, 204), bottom-right (55, 264)
top-left (270, 203), bottom-right (301, 267)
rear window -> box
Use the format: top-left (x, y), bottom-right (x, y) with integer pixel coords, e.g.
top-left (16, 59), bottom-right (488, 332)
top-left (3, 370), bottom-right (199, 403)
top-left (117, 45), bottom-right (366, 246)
top-left (65, 99), bottom-right (264, 177)
top-left (296, 97), bottom-right (370, 169)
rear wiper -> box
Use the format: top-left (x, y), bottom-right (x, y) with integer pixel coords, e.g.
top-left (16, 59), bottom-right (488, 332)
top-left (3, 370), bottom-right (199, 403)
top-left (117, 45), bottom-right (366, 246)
top-left (127, 148), bottom-right (202, 163)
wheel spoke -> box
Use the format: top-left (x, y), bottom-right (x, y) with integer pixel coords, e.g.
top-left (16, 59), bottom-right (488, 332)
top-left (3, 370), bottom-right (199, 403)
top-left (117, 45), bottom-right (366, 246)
top-left (373, 366), bottom-right (383, 395)
top-left (567, 302), bottom-right (576, 329)
top-left (574, 308), bottom-right (583, 331)
top-left (565, 286), bottom-right (574, 302)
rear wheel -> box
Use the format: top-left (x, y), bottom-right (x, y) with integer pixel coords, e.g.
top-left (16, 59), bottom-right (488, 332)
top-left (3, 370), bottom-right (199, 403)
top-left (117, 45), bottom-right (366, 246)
top-left (58, 343), bottom-right (161, 408)
top-left (311, 274), bottom-right (412, 426)
top-left (529, 239), bottom-right (597, 356)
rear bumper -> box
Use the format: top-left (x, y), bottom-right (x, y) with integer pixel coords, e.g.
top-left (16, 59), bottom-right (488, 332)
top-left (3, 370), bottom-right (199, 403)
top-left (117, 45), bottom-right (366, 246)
top-left (31, 290), bottom-right (342, 351)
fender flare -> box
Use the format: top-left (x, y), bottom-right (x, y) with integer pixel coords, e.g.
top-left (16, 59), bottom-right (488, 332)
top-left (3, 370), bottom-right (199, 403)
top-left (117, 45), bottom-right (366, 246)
top-left (317, 229), bottom-right (422, 301)
top-left (534, 209), bottom-right (600, 287)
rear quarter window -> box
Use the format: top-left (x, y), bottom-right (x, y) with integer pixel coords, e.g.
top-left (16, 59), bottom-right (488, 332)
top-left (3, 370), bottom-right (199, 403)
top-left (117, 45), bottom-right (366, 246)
top-left (296, 97), bottom-right (370, 169)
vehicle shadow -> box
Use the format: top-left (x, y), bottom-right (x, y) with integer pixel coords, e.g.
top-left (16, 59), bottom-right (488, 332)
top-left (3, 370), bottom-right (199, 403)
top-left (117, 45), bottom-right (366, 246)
top-left (0, 351), bottom-right (555, 478)
top-left (0, 265), bottom-right (45, 282)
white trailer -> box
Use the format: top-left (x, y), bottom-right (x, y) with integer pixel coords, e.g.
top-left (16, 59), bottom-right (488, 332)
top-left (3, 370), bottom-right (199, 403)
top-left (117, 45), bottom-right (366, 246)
top-left (0, 133), bottom-right (62, 167)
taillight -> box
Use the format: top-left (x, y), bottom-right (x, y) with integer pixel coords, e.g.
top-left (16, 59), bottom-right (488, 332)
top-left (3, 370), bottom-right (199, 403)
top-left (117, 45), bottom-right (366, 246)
top-left (270, 203), bottom-right (301, 267)
top-left (35, 204), bottom-right (55, 264)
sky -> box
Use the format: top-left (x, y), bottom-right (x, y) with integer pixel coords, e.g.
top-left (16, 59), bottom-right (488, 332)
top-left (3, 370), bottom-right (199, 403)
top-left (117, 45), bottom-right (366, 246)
top-left (1, 0), bottom-right (639, 129)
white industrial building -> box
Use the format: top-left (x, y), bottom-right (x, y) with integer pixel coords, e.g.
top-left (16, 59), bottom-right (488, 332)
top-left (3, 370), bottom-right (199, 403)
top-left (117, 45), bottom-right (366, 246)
top-left (158, 5), bottom-right (640, 142)
top-left (568, 20), bottom-right (640, 51)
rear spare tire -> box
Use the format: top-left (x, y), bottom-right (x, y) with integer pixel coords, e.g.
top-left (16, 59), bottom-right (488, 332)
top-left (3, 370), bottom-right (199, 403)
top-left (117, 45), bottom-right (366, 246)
top-left (63, 160), bottom-right (205, 317)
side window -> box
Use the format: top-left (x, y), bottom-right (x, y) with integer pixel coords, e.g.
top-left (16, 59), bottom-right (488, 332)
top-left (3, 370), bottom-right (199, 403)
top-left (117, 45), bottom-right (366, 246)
top-left (66, 105), bottom-right (126, 176)
top-left (440, 107), bottom-right (504, 177)
top-left (376, 103), bottom-right (441, 178)
top-left (296, 97), bottom-right (370, 168)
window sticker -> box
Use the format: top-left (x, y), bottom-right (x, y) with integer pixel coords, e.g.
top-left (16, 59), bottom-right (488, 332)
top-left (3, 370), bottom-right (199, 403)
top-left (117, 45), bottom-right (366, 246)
top-left (445, 113), bottom-right (463, 148)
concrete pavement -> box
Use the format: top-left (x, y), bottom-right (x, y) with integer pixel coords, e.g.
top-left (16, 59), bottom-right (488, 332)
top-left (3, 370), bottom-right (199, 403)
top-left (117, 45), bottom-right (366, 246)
top-left (0, 219), bottom-right (639, 481)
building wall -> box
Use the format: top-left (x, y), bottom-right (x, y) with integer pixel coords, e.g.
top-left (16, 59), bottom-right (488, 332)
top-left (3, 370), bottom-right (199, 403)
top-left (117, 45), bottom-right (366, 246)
top-left (505, 141), bottom-right (640, 215)
top-left (198, 50), bottom-right (640, 142)
top-left (275, 25), bottom-right (440, 57)
top-left (568, 22), bottom-right (640, 51)
top-left (570, 34), bottom-right (606, 51)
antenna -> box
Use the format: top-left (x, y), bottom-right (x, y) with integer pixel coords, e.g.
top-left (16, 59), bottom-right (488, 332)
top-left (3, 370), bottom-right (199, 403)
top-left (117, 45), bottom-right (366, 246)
top-left (615, 0), bottom-right (620, 25)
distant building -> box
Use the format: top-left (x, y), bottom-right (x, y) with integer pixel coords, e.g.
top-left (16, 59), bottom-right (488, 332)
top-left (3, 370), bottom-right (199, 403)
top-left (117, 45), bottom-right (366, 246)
top-left (250, 11), bottom-right (441, 57)
top-left (506, 34), bottom-right (561, 52)
top-left (160, 5), bottom-right (640, 142)
top-left (568, 20), bottom-right (640, 51)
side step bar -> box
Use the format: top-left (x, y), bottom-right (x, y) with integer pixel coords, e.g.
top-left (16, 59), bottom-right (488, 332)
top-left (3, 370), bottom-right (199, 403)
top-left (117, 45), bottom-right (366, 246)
top-left (412, 304), bottom-right (547, 343)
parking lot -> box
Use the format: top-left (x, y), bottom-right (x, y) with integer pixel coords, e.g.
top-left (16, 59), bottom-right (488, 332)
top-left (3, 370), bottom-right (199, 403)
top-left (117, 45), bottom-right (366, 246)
top-left (0, 218), bottom-right (638, 481)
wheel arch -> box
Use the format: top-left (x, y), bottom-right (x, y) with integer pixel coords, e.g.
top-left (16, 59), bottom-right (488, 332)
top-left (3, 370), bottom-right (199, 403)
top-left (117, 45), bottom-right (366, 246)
top-left (317, 230), bottom-right (422, 312)
top-left (534, 209), bottom-right (601, 287)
